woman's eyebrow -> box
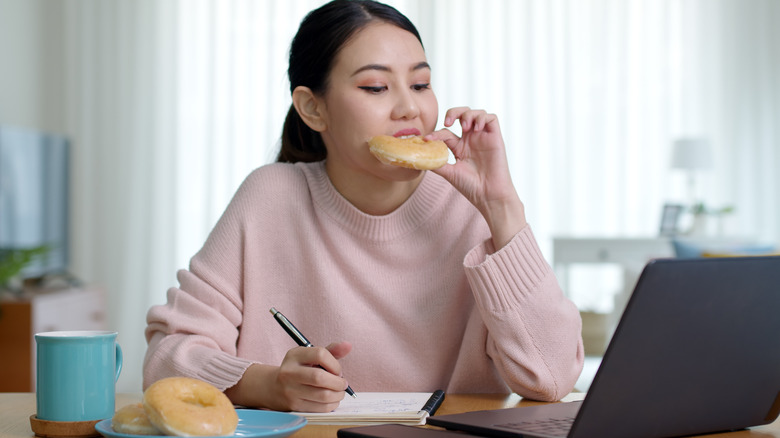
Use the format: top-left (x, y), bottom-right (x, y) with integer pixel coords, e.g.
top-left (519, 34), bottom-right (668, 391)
top-left (351, 61), bottom-right (431, 76)
top-left (412, 61), bottom-right (431, 71)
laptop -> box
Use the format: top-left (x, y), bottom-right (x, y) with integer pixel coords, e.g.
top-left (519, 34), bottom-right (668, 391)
top-left (428, 256), bottom-right (780, 438)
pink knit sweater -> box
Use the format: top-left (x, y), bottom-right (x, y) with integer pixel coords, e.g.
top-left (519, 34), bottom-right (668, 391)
top-left (144, 161), bottom-right (583, 401)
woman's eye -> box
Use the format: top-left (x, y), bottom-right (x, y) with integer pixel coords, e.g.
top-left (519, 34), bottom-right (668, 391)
top-left (412, 83), bottom-right (431, 91)
top-left (359, 86), bottom-right (387, 94)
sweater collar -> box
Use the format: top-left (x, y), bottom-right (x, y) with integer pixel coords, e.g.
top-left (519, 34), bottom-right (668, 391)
top-left (298, 161), bottom-right (452, 242)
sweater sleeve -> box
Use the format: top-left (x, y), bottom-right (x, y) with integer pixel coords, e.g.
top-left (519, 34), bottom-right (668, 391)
top-left (143, 169), bottom-right (270, 391)
top-left (143, 269), bottom-right (255, 391)
top-left (463, 225), bottom-right (585, 401)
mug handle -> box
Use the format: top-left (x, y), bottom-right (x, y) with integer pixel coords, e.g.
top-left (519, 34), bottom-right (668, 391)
top-left (115, 343), bottom-right (123, 382)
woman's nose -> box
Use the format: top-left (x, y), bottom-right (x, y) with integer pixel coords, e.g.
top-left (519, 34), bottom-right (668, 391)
top-left (391, 89), bottom-right (420, 120)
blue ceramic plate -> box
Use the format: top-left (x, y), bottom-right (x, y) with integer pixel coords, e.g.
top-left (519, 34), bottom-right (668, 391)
top-left (95, 409), bottom-right (307, 438)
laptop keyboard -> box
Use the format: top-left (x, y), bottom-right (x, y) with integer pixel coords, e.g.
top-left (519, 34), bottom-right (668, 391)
top-left (496, 416), bottom-right (575, 436)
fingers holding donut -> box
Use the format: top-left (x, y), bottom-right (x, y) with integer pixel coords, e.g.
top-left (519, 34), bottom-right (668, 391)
top-left (366, 110), bottom-right (495, 171)
top-left (434, 107), bottom-right (504, 159)
top-left (427, 107), bottom-right (527, 249)
top-left (444, 106), bottom-right (495, 132)
top-left (426, 107), bottom-right (510, 196)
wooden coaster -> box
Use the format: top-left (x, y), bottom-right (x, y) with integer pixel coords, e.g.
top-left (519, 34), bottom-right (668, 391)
top-left (29, 415), bottom-right (102, 438)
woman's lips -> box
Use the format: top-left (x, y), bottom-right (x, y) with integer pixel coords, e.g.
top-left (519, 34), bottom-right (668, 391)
top-left (393, 128), bottom-right (421, 139)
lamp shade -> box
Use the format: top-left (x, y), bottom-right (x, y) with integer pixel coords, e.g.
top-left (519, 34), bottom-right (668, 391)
top-left (671, 138), bottom-right (712, 170)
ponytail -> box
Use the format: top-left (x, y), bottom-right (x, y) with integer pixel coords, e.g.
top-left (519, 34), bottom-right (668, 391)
top-left (277, 105), bottom-right (327, 163)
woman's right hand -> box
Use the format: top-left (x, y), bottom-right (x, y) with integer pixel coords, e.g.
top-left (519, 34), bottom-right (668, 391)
top-left (224, 341), bottom-right (352, 412)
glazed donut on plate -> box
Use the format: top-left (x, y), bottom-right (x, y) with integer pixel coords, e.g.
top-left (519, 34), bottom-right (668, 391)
top-left (111, 403), bottom-right (162, 435)
top-left (143, 376), bottom-right (238, 436)
top-left (368, 135), bottom-right (449, 170)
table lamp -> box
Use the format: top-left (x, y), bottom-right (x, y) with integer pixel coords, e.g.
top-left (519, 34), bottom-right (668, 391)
top-left (671, 137), bottom-right (712, 206)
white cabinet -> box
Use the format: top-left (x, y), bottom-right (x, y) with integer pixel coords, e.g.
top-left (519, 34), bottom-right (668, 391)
top-left (0, 285), bottom-right (105, 391)
top-left (553, 237), bottom-right (674, 302)
top-left (552, 237), bottom-right (674, 355)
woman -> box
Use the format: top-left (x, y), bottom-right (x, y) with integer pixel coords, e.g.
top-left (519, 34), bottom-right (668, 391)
top-left (144, 0), bottom-right (584, 413)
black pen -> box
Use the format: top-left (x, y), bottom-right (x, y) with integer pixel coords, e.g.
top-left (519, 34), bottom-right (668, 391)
top-left (419, 389), bottom-right (445, 416)
top-left (270, 307), bottom-right (357, 398)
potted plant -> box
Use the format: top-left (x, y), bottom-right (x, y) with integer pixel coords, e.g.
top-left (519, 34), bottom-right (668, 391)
top-left (0, 246), bottom-right (50, 293)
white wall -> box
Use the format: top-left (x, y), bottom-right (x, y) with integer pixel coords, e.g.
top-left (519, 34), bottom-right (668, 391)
top-left (0, 0), bottom-right (67, 133)
top-left (0, 0), bottom-right (43, 128)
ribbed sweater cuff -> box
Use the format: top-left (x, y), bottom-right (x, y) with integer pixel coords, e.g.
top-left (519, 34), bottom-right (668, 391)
top-left (196, 353), bottom-right (256, 391)
top-left (463, 225), bottom-right (553, 311)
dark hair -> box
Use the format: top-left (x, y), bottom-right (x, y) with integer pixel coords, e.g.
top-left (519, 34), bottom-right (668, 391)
top-left (277, 0), bottom-right (423, 163)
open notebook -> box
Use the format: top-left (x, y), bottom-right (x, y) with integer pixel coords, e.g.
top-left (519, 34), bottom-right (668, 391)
top-left (295, 391), bottom-right (445, 425)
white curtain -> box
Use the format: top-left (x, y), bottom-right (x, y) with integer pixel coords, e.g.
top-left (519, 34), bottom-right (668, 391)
top-left (59, 0), bottom-right (780, 391)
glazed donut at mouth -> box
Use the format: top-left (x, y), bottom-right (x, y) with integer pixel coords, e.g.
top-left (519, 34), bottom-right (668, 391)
top-left (368, 135), bottom-right (449, 170)
top-left (111, 403), bottom-right (162, 436)
top-left (143, 377), bottom-right (238, 436)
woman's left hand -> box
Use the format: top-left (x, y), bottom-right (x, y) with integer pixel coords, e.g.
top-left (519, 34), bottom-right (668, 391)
top-left (428, 107), bottom-right (527, 249)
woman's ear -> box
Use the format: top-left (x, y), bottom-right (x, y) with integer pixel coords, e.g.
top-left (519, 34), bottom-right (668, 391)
top-left (292, 86), bottom-right (327, 132)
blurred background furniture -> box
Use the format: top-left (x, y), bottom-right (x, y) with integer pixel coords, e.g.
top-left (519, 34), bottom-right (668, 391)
top-left (671, 238), bottom-right (777, 258)
top-left (0, 284), bottom-right (105, 391)
top-left (553, 235), bottom-right (776, 356)
top-left (553, 237), bottom-right (674, 355)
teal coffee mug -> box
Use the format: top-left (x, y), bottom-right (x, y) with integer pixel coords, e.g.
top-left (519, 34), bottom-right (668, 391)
top-left (35, 330), bottom-right (123, 422)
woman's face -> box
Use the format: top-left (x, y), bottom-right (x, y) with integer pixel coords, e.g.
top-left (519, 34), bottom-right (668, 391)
top-left (316, 21), bottom-right (439, 182)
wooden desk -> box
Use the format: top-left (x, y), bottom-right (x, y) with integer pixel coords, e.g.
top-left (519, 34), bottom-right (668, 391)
top-left (2, 393), bottom-right (780, 437)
